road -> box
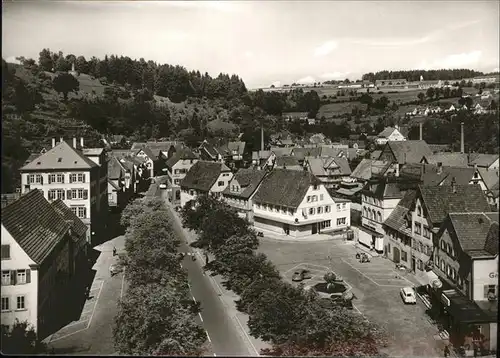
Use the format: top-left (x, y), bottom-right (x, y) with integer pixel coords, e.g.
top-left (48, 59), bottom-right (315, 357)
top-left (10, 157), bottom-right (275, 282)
top-left (160, 187), bottom-right (254, 356)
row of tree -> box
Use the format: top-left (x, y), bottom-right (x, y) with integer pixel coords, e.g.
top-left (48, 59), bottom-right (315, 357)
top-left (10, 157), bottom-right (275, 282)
top-left (362, 69), bottom-right (484, 82)
top-left (180, 196), bottom-right (387, 356)
top-left (113, 197), bottom-right (206, 355)
top-left (34, 49), bottom-right (248, 103)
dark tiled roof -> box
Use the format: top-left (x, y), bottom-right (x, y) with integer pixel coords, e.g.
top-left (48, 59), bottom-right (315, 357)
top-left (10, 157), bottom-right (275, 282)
top-left (180, 161), bottom-right (230, 191)
top-left (271, 147), bottom-right (294, 157)
top-left (469, 154), bottom-right (499, 168)
top-left (366, 181), bottom-right (404, 199)
top-left (291, 147), bottom-right (321, 160)
top-left (400, 164), bottom-right (475, 186)
top-left (51, 199), bottom-right (88, 241)
top-left (253, 169), bottom-right (321, 208)
top-left (478, 168), bottom-right (500, 191)
top-left (135, 147), bottom-right (156, 160)
top-left (199, 140), bottom-right (220, 159)
top-left (275, 156), bottom-right (301, 167)
top-left (108, 156), bottom-right (125, 179)
top-left (223, 169), bottom-right (267, 199)
top-left (448, 212), bottom-right (499, 257)
top-left (21, 141), bottom-right (97, 171)
top-left (386, 140), bottom-right (433, 164)
top-left (383, 190), bottom-right (417, 236)
top-left (418, 185), bottom-right (491, 226)
top-left (377, 127), bottom-right (396, 138)
top-left (218, 141), bottom-right (246, 156)
top-left (1, 190), bottom-right (70, 264)
top-left (24, 153), bottom-right (40, 165)
top-left (166, 148), bottom-right (197, 168)
top-left (351, 159), bottom-right (391, 180)
top-left (423, 153), bottom-right (469, 167)
top-left (370, 150), bottom-right (382, 160)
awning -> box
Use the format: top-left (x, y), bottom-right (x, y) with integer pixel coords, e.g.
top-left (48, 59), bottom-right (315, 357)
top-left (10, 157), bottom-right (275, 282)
top-left (358, 224), bottom-right (384, 238)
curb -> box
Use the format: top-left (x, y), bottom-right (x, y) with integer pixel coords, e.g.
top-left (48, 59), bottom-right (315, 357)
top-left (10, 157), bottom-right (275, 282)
top-left (416, 292), bottom-right (432, 309)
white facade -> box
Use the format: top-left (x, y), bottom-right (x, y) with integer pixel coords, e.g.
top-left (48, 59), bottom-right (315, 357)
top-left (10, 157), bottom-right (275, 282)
top-left (375, 128), bottom-right (406, 146)
top-left (410, 197), bottom-right (434, 272)
top-left (472, 258), bottom-right (499, 302)
top-left (136, 150), bottom-right (154, 177)
top-left (180, 171), bottom-right (233, 208)
top-left (253, 184), bottom-right (350, 238)
top-left (168, 159), bottom-right (198, 187)
top-left (1, 225), bottom-right (39, 332)
top-left (20, 171), bottom-right (92, 244)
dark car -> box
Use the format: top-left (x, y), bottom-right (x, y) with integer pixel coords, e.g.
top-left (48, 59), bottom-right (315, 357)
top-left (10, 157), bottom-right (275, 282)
top-left (292, 269), bottom-right (312, 282)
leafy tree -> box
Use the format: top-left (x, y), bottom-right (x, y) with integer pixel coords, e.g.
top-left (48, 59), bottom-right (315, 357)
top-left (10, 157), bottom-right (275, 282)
top-left (426, 87), bottom-right (435, 100)
top-left (121, 197), bottom-right (166, 228)
top-left (75, 56), bottom-right (89, 74)
top-left (54, 55), bottom-right (70, 72)
top-left (52, 73), bottom-right (79, 100)
top-left (417, 92), bottom-right (425, 103)
top-left (1, 320), bottom-right (47, 354)
top-left (38, 48), bottom-right (53, 71)
top-left (113, 284), bottom-right (206, 355)
top-left (323, 271), bottom-right (337, 291)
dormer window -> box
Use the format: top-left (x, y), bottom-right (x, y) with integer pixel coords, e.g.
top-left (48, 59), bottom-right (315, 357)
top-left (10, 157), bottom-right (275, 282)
top-left (417, 206), bottom-right (422, 217)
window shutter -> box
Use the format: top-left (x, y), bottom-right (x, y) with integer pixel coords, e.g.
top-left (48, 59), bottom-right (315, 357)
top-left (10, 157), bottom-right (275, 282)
top-left (69, 175), bottom-right (73, 183)
top-left (61, 191), bottom-right (65, 200)
top-left (40, 176), bottom-right (44, 184)
top-left (82, 174), bottom-right (86, 183)
top-left (48, 175), bottom-right (52, 184)
top-left (67, 190), bottom-right (72, 199)
top-left (26, 269), bottom-right (31, 284)
top-left (83, 190), bottom-right (88, 200)
top-left (11, 270), bottom-right (16, 285)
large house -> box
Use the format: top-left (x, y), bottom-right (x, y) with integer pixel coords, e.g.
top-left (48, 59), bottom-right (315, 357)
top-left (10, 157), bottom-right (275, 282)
top-left (1, 190), bottom-right (87, 339)
top-left (107, 156), bottom-right (133, 210)
top-left (351, 159), bottom-right (393, 183)
top-left (359, 179), bottom-right (405, 253)
top-left (430, 212), bottom-right (498, 354)
top-left (165, 148), bottom-right (199, 206)
top-left (222, 169), bottom-right (267, 223)
top-left (19, 138), bottom-right (108, 245)
top-left (304, 156), bottom-right (352, 189)
top-left (180, 161), bottom-right (233, 207)
top-left (252, 169), bottom-right (351, 238)
top-left (217, 141), bottom-right (246, 169)
top-left (379, 140), bottom-right (433, 171)
top-left (375, 126), bottom-right (406, 146)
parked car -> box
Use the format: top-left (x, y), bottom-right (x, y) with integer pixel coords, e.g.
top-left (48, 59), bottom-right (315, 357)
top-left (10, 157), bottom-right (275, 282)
top-left (159, 183), bottom-right (167, 189)
top-left (292, 269), bottom-right (312, 282)
top-left (400, 287), bottom-right (417, 304)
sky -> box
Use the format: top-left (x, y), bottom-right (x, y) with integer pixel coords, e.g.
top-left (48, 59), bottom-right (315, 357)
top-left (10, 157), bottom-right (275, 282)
top-left (2, 1), bottom-right (499, 89)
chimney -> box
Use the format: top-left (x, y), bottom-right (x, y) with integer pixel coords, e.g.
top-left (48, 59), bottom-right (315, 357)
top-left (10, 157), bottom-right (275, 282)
top-left (419, 122), bottom-right (423, 141)
top-left (60, 137), bottom-right (63, 143)
top-left (261, 126), bottom-right (264, 152)
top-left (395, 164), bottom-right (400, 177)
top-left (73, 137), bottom-right (77, 148)
top-left (460, 122), bottom-right (465, 153)
top-left (451, 177), bottom-right (457, 193)
top-left (52, 138), bottom-right (56, 148)
top-left (437, 162), bottom-right (443, 175)
top-left (80, 137), bottom-right (84, 148)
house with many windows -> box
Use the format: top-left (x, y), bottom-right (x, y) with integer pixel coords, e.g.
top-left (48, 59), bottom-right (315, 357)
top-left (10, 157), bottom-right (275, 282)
top-left (1, 190), bottom-right (87, 339)
top-left (222, 168), bottom-right (267, 223)
top-left (180, 161), bottom-right (233, 208)
top-left (19, 138), bottom-right (108, 245)
top-left (304, 156), bottom-right (352, 189)
top-left (252, 169), bottom-right (351, 238)
top-left (375, 126), bottom-right (407, 146)
top-left (429, 212), bottom-right (498, 354)
top-left (165, 148), bottom-right (199, 206)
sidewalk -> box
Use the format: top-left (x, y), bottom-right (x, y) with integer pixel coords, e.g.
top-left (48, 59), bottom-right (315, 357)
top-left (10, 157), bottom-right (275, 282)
top-left (169, 208), bottom-right (270, 355)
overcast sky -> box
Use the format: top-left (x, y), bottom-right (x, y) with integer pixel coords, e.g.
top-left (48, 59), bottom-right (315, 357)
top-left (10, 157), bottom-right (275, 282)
top-left (2, 1), bottom-right (499, 88)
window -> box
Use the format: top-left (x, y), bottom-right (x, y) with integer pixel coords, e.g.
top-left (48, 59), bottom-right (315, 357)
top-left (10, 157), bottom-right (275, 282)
top-left (48, 190), bottom-right (57, 201)
top-left (57, 174), bottom-right (64, 183)
top-left (1, 245), bottom-right (10, 260)
top-left (427, 245), bottom-right (432, 256)
top-left (288, 209), bottom-right (294, 216)
top-left (377, 211), bottom-right (382, 222)
top-left (414, 222), bottom-right (422, 235)
top-left (313, 184), bottom-right (318, 190)
top-left (307, 196), bottom-right (311, 203)
top-left (337, 217), bottom-right (346, 226)
top-left (218, 181), bottom-right (224, 187)
top-left (48, 174), bottom-right (56, 184)
top-left (419, 242), bottom-right (423, 253)
top-left (325, 205), bottom-right (331, 213)
top-left (451, 268), bottom-right (456, 281)
top-left (72, 206), bottom-right (87, 219)
top-left (336, 204), bottom-right (341, 211)
top-left (423, 226), bottom-right (431, 239)
top-left (35, 174), bottom-right (43, 184)
top-left (401, 251), bottom-right (408, 262)
top-left (1, 297), bottom-right (9, 312)
top-left (16, 270), bottom-right (26, 284)
top-left (417, 205), bottom-right (422, 217)
top-left (16, 296), bottom-right (25, 310)
top-left (57, 189), bottom-right (65, 200)
top-left (312, 195), bottom-right (318, 202)
top-left (484, 285), bottom-right (497, 299)
top-left (363, 207), bottom-right (367, 217)
top-left (70, 174), bottom-right (77, 183)
top-left (317, 206), bottom-right (323, 214)
top-left (417, 259), bottom-right (423, 271)
top-left (309, 207), bottom-right (315, 215)
top-left (320, 220), bottom-right (331, 229)
top-left (320, 194), bottom-right (324, 201)
top-left (27, 174), bottom-right (35, 184)
top-left (440, 260), bottom-right (445, 271)
top-left (342, 203), bottom-right (346, 209)
top-left (1, 271), bottom-right (10, 285)
top-left (189, 190), bottom-right (195, 196)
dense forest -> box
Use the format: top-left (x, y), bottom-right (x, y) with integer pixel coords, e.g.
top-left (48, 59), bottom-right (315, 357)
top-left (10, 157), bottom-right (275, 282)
top-left (362, 69), bottom-right (485, 82)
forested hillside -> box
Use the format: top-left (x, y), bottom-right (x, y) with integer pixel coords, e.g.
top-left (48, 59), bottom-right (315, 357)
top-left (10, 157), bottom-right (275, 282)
top-left (362, 69), bottom-right (485, 82)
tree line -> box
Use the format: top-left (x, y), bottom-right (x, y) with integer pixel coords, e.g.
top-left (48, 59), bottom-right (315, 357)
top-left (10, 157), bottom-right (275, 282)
top-left (362, 69), bottom-right (484, 82)
top-left (181, 195), bottom-right (388, 356)
top-left (113, 197), bottom-right (206, 355)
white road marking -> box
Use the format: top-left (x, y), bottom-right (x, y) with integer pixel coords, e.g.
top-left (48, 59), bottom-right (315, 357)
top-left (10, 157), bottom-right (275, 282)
top-left (120, 267), bottom-right (126, 299)
top-left (341, 258), bottom-right (381, 286)
top-left (86, 280), bottom-right (104, 329)
top-left (205, 331), bottom-right (212, 342)
top-left (192, 295), bottom-right (197, 303)
top-left (198, 312), bottom-right (204, 322)
top-left (234, 315), bottom-right (260, 356)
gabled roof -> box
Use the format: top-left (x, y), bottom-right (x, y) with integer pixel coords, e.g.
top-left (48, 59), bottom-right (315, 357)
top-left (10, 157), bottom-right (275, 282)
top-left (384, 140), bottom-right (433, 164)
top-left (275, 156), bottom-right (301, 168)
top-left (270, 147), bottom-right (294, 157)
top-left (223, 169), bottom-right (267, 199)
top-left (108, 179), bottom-right (120, 191)
top-left (418, 185), bottom-right (491, 226)
top-left (447, 212), bottom-right (499, 258)
top-left (180, 161), bottom-right (230, 191)
top-left (351, 159), bottom-right (392, 180)
top-left (291, 147), bottom-right (321, 160)
top-left (400, 164), bottom-right (475, 186)
top-left (477, 168), bottom-right (500, 191)
top-left (252, 150), bottom-right (271, 160)
top-left (24, 153), bottom-right (40, 165)
top-left (218, 141), bottom-right (246, 156)
top-left (108, 156), bottom-right (126, 179)
top-left (111, 149), bottom-right (136, 158)
top-left (253, 169), bottom-right (322, 208)
top-left (82, 148), bottom-right (104, 156)
top-left (423, 153), bottom-right (469, 167)
top-left (51, 199), bottom-right (88, 241)
top-left (365, 180), bottom-right (405, 199)
top-left (383, 189), bottom-right (417, 236)
top-left (1, 190), bottom-right (70, 264)
top-left (135, 147), bottom-right (156, 160)
top-left (166, 148), bottom-right (198, 168)
top-left (21, 141), bottom-right (97, 171)
top-left (306, 156), bottom-right (351, 176)
top-left (131, 141), bottom-right (176, 154)
top-left (377, 127), bottom-right (397, 138)
top-left (199, 140), bottom-right (221, 159)
top-left (468, 154), bottom-right (499, 168)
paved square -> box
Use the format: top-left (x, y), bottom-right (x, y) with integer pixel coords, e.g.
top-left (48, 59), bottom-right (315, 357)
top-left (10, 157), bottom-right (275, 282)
top-left (257, 237), bottom-right (446, 357)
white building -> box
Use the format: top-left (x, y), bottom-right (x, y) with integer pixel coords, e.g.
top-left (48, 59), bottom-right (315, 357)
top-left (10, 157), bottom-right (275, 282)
top-left (165, 148), bottom-right (199, 205)
top-left (375, 126), bottom-right (406, 146)
top-left (179, 161), bottom-right (233, 208)
top-left (252, 169), bottom-right (351, 238)
top-left (19, 138), bottom-right (108, 245)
